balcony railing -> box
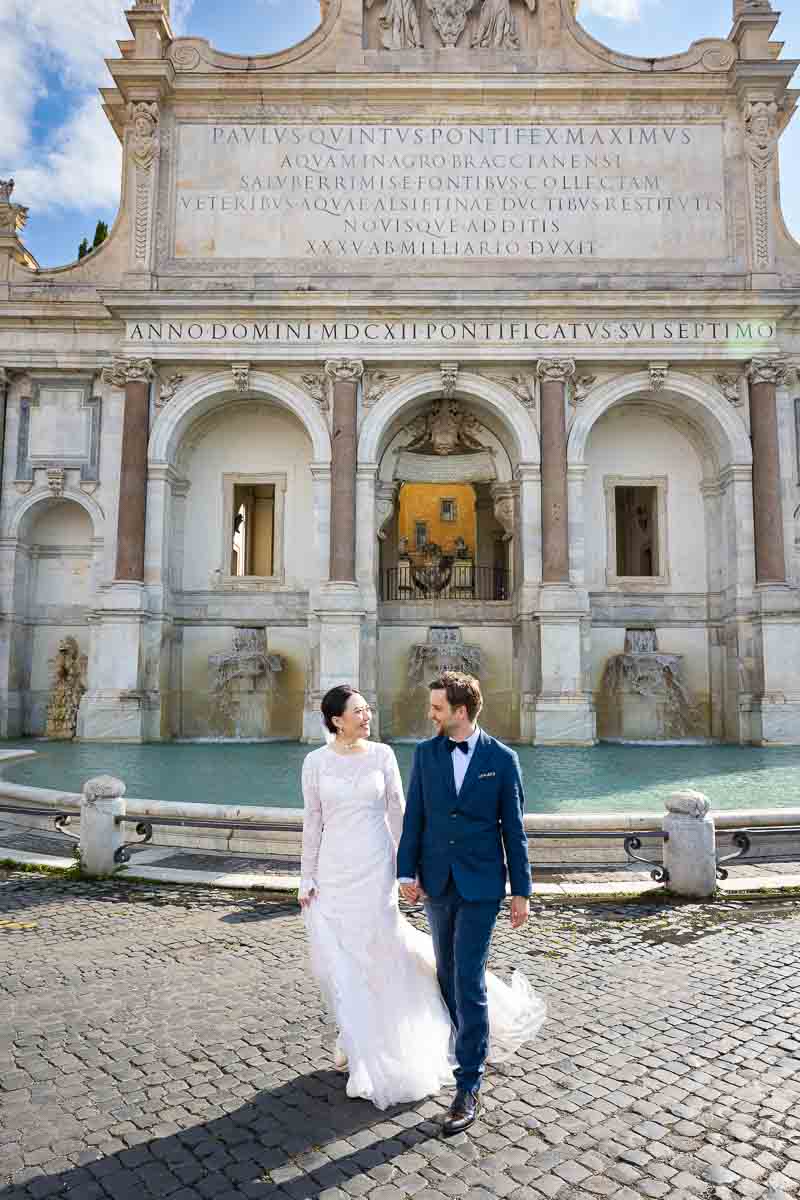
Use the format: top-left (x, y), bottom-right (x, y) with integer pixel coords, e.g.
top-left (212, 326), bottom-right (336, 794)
top-left (380, 562), bottom-right (510, 602)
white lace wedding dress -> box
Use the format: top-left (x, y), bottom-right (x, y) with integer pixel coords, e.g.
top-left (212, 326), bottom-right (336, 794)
top-left (300, 742), bottom-right (547, 1111)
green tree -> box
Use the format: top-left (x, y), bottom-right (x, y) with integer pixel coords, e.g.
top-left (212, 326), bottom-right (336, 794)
top-left (77, 220), bottom-right (109, 261)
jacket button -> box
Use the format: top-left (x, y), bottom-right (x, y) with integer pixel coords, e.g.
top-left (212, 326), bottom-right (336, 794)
top-left (450, 812), bottom-right (457, 819)
top-left (449, 839), bottom-right (455, 845)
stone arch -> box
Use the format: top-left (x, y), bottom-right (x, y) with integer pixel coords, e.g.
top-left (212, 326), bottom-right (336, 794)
top-left (568, 371), bottom-right (752, 474)
top-left (148, 369), bottom-right (332, 468)
top-left (9, 487), bottom-right (105, 542)
top-left (358, 370), bottom-right (540, 469)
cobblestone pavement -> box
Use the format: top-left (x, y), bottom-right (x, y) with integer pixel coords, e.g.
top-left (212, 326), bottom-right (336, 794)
top-left (1, 871), bottom-right (799, 1200)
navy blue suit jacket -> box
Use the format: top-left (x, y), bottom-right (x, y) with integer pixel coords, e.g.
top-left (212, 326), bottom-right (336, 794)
top-left (396, 730), bottom-right (532, 901)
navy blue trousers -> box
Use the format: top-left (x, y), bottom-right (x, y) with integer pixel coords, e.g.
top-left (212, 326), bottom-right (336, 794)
top-left (424, 876), bottom-right (502, 1095)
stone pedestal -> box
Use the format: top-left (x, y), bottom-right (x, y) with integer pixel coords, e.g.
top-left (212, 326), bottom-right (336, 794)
top-left (750, 583), bottom-right (800, 745)
top-left (80, 775), bottom-right (127, 877)
top-left (303, 581), bottom-right (366, 742)
top-left (76, 583), bottom-right (153, 742)
top-left (534, 583), bottom-right (596, 745)
top-left (663, 790), bottom-right (717, 900)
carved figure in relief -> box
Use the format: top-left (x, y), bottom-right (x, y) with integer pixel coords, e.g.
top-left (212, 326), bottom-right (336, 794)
top-left (128, 101), bottom-right (160, 169)
top-left (425, 0), bottom-right (474, 46)
top-left (0, 179), bottom-right (14, 203)
top-left (473, 0), bottom-right (535, 50)
top-left (367, 0), bottom-right (423, 48)
top-left (46, 637), bottom-right (87, 740)
top-left (744, 99), bottom-right (777, 169)
top-left (404, 400), bottom-right (488, 455)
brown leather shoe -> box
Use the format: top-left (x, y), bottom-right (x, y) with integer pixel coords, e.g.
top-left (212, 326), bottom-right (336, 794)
top-left (442, 1089), bottom-right (479, 1136)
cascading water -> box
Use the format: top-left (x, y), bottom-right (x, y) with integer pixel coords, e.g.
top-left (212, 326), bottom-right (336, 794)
top-left (208, 628), bottom-right (284, 739)
top-left (598, 627), bottom-right (705, 742)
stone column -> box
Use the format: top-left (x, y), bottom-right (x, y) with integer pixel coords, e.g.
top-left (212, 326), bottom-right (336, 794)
top-left (747, 357), bottom-right (788, 585)
top-left (325, 359), bottom-right (363, 582)
top-left (537, 358), bottom-right (575, 584)
top-left (103, 357), bottom-right (155, 582)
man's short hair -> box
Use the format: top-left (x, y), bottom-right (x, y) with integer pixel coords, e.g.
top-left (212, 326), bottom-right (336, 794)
top-left (428, 672), bottom-right (483, 722)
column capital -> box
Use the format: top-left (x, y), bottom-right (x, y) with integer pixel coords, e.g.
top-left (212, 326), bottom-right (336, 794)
top-left (537, 358), bottom-right (576, 384)
top-left (748, 356), bottom-right (792, 387)
top-left (325, 358), bottom-right (364, 383)
top-left (102, 356), bottom-right (155, 388)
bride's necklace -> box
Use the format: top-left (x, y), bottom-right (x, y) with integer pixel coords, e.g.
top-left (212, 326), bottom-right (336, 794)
top-left (335, 735), bottom-right (363, 752)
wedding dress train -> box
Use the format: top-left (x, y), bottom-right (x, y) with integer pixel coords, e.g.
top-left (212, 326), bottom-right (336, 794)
top-left (300, 742), bottom-right (547, 1111)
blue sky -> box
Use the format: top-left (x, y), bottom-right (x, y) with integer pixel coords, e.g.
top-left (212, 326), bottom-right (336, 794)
top-left (1, 0), bottom-right (797, 269)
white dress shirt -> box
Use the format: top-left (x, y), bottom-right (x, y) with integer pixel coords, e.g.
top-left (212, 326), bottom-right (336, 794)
top-left (398, 726), bottom-right (480, 886)
top-left (451, 725), bottom-right (481, 795)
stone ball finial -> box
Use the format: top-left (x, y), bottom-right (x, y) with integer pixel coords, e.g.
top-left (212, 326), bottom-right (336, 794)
top-left (666, 789), bottom-right (710, 818)
top-left (83, 775), bottom-right (127, 803)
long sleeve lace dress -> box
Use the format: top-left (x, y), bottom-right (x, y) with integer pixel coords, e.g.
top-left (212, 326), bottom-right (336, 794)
top-left (300, 742), bottom-right (546, 1111)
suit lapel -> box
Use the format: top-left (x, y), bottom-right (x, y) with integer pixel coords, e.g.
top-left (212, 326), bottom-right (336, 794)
top-left (457, 729), bottom-right (492, 804)
top-left (437, 735), bottom-right (458, 804)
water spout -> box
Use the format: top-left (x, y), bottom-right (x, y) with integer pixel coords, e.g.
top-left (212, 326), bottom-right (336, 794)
top-left (598, 627), bottom-right (704, 742)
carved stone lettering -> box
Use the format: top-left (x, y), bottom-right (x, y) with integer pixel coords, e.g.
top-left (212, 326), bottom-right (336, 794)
top-left (173, 121), bottom-right (727, 263)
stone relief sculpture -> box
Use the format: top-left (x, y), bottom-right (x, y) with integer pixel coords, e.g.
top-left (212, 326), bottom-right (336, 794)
top-left (425, 0), bottom-right (473, 46)
top-left (0, 178), bottom-right (29, 235)
top-left (367, 0), bottom-right (424, 48)
top-left (157, 372), bottom-right (185, 409)
top-left (473, 0), bottom-right (535, 50)
top-left (127, 101), bottom-right (160, 267)
top-left (363, 370), bottom-right (402, 409)
top-left (404, 399), bottom-right (488, 455)
top-left (743, 98), bottom-right (778, 270)
top-left (46, 637), bottom-right (87, 740)
top-left (128, 101), bottom-right (160, 170)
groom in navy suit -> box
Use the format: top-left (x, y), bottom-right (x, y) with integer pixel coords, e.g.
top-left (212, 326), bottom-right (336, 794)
top-left (397, 671), bottom-right (532, 1136)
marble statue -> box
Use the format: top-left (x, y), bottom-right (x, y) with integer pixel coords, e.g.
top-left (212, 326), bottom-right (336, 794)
top-left (367, 0), bottom-right (423, 48)
top-left (46, 636), bottom-right (87, 740)
top-left (472, 0), bottom-right (535, 50)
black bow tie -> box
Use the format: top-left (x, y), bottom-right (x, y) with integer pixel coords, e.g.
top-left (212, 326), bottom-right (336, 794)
top-left (447, 739), bottom-right (470, 755)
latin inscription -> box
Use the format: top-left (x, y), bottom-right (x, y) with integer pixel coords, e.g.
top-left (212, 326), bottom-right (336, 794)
top-left (127, 319), bottom-right (776, 347)
top-left (173, 123), bottom-right (727, 262)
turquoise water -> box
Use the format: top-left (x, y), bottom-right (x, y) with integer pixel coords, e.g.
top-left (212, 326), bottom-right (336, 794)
top-left (1, 739), bottom-right (800, 813)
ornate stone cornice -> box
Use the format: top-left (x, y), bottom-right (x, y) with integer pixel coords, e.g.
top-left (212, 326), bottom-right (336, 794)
top-left (537, 358), bottom-right (576, 385)
top-left (748, 356), bottom-right (791, 387)
top-left (324, 359), bottom-right (364, 384)
top-left (102, 357), bottom-right (155, 387)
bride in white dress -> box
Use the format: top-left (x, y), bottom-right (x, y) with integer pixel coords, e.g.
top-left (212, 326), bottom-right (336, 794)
top-left (299, 684), bottom-right (546, 1112)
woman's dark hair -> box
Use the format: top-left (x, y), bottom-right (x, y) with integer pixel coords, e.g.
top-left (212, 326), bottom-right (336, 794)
top-left (321, 684), bottom-right (359, 735)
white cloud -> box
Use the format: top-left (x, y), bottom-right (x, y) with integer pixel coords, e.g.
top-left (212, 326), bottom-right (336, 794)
top-left (0, 0), bottom-right (193, 212)
top-left (579, 0), bottom-right (644, 20)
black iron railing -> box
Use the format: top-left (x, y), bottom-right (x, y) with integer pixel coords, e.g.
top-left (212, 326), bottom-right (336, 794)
top-left (716, 826), bottom-right (800, 879)
top-left (381, 563), bottom-right (510, 602)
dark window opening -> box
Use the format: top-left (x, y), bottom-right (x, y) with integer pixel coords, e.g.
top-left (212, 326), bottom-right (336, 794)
top-left (615, 486), bottom-right (658, 577)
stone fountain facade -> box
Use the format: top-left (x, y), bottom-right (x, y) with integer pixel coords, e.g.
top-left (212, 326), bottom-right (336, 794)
top-left (1, 1), bottom-right (800, 746)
